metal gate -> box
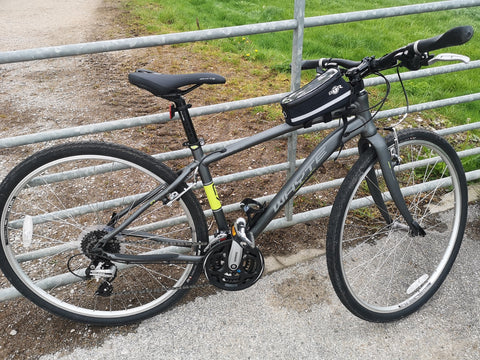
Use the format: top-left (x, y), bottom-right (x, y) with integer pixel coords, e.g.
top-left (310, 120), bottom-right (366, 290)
top-left (0, 0), bottom-right (479, 300)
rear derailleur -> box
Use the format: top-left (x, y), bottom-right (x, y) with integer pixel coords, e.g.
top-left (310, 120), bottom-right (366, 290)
top-left (67, 227), bottom-right (119, 297)
top-left (85, 260), bottom-right (118, 297)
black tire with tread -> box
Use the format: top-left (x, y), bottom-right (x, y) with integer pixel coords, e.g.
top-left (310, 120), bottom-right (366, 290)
top-left (326, 129), bottom-right (467, 322)
top-left (0, 142), bottom-right (209, 325)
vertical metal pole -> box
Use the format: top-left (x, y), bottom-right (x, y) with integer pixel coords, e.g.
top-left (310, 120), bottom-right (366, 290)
top-left (285, 0), bottom-right (305, 221)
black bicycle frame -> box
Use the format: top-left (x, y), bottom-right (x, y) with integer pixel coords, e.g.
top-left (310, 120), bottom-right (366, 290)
top-left (102, 90), bottom-right (420, 264)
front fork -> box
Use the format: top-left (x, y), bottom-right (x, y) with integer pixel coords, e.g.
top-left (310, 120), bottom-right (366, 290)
top-left (359, 131), bottom-right (426, 237)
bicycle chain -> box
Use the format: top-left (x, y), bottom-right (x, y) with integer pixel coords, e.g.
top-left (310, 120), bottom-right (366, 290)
top-left (116, 238), bottom-right (209, 249)
top-left (99, 237), bottom-right (213, 296)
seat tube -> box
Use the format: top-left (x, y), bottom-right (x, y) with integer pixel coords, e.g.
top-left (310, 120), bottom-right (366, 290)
top-left (175, 97), bottom-right (229, 232)
top-left (196, 156), bottom-right (229, 232)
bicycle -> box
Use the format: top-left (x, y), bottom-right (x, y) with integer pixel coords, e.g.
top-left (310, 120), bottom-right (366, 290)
top-left (0, 26), bottom-right (473, 326)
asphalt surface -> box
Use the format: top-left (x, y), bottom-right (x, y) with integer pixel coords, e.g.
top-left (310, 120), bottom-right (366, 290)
top-left (39, 206), bottom-right (479, 359)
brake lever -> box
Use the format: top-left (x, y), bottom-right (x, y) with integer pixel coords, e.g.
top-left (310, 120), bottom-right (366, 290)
top-left (428, 53), bottom-right (470, 65)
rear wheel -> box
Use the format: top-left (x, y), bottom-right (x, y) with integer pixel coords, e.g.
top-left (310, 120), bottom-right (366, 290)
top-left (0, 142), bottom-right (208, 325)
top-left (327, 129), bottom-right (467, 322)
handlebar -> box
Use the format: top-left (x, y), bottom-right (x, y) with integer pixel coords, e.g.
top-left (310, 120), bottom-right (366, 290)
top-left (301, 26), bottom-right (473, 76)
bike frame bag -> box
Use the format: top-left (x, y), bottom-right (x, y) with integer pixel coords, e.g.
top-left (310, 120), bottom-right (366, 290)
top-left (281, 68), bottom-right (352, 127)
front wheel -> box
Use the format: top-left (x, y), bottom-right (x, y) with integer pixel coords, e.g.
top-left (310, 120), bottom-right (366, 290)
top-left (326, 129), bottom-right (467, 322)
top-left (0, 142), bottom-right (209, 325)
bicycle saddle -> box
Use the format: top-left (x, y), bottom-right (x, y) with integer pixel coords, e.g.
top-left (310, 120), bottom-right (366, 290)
top-left (128, 69), bottom-right (226, 97)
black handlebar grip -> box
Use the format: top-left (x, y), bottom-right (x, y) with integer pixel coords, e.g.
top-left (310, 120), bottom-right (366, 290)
top-left (301, 60), bottom-right (321, 70)
top-left (414, 25), bottom-right (474, 54)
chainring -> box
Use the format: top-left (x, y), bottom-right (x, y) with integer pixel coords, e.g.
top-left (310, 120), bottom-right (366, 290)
top-left (203, 239), bottom-right (264, 291)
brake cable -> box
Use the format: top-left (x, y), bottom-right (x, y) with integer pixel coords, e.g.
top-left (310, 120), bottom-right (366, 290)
top-left (382, 66), bottom-right (410, 132)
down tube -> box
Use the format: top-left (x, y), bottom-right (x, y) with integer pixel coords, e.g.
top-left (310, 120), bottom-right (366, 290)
top-left (249, 126), bottom-right (346, 238)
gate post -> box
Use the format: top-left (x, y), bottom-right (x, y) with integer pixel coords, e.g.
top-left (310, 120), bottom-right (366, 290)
top-left (285, 0), bottom-right (305, 221)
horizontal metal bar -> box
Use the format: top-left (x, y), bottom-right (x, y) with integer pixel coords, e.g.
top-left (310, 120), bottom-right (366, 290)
top-left (375, 93), bottom-right (480, 119)
top-left (8, 193), bottom-right (142, 229)
top-left (0, 20), bottom-right (297, 64)
top-left (2, 0), bottom-right (478, 65)
top-left (0, 246), bottom-right (192, 301)
top-left (364, 61), bottom-right (480, 87)
top-left (15, 243), bottom-right (79, 263)
top-left (264, 168), bottom-right (480, 232)
top-left (304, 0), bottom-right (480, 27)
top-left (0, 93), bottom-right (287, 149)
top-left (1, 88), bottom-right (479, 151)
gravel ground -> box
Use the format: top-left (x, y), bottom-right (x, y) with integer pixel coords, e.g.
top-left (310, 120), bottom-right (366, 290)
top-left (0, 0), bottom-right (112, 178)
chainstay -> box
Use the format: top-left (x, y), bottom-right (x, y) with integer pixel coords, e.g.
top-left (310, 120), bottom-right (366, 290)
top-left (104, 238), bottom-right (211, 296)
top-left (115, 237), bottom-right (209, 249)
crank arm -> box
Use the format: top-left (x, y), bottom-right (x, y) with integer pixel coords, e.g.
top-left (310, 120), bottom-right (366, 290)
top-left (227, 218), bottom-right (256, 271)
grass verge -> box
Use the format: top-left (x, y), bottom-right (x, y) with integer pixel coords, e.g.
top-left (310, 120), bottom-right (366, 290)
top-left (120, 0), bottom-right (480, 171)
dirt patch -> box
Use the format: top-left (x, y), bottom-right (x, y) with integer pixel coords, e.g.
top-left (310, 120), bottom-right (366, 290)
top-left (270, 269), bottom-right (331, 312)
top-left (466, 218), bottom-right (480, 239)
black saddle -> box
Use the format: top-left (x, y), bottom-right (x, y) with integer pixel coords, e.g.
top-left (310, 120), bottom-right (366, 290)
top-left (128, 69), bottom-right (226, 98)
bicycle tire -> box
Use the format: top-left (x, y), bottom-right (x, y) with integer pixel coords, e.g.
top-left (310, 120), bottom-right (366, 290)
top-left (0, 142), bottom-right (208, 325)
top-left (326, 129), bottom-right (467, 322)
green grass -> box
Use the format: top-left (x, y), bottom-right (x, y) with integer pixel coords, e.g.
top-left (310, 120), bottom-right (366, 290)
top-left (123, 1), bottom-right (479, 116)
top-left (122, 0), bottom-right (480, 170)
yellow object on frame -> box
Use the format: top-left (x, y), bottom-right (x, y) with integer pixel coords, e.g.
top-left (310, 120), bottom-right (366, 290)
top-left (204, 183), bottom-right (222, 211)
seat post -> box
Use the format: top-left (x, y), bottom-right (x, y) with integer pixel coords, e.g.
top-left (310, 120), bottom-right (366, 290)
top-left (173, 96), bottom-right (200, 148)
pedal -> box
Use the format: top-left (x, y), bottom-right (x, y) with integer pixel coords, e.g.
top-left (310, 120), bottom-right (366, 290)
top-left (240, 198), bottom-right (266, 229)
